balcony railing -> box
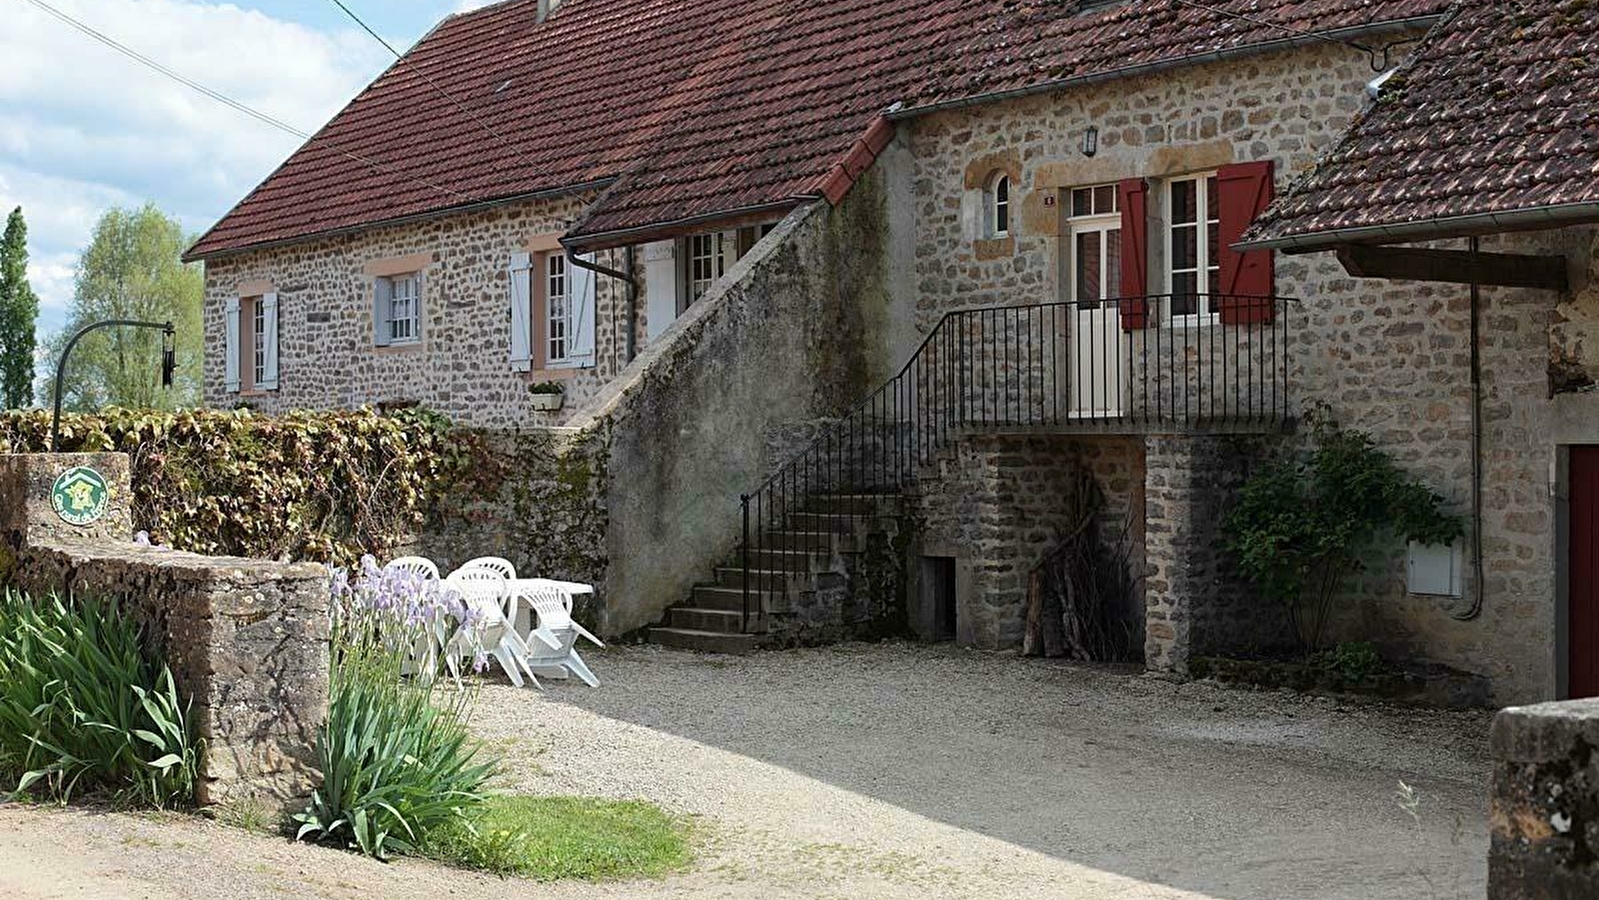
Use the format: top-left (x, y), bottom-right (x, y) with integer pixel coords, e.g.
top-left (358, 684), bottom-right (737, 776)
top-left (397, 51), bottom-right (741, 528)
top-left (737, 294), bottom-right (1297, 628)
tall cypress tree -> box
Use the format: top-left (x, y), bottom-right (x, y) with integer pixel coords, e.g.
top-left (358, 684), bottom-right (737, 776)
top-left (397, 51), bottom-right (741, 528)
top-left (0, 207), bottom-right (40, 408)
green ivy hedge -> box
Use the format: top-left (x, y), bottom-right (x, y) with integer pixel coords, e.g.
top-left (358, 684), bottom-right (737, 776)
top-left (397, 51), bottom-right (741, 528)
top-left (0, 407), bottom-right (483, 565)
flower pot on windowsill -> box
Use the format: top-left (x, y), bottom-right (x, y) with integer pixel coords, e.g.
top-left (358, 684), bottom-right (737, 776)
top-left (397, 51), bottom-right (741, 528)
top-left (529, 383), bottom-right (565, 411)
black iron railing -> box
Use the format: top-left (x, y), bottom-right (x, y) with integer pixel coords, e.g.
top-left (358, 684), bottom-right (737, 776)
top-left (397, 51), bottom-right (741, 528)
top-left (737, 294), bottom-right (1297, 629)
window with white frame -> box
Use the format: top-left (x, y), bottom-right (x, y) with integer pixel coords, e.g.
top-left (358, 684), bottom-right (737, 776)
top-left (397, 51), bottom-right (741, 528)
top-left (986, 173), bottom-right (1011, 238)
top-left (252, 298), bottom-right (267, 386)
top-left (377, 273), bottom-right (421, 344)
top-left (1067, 184), bottom-right (1121, 307)
top-left (545, 253), bottom-right (570, 364)
top-left (686, 232), bottom-right (726, 303)
top-left (1166, 172), bottom-right (1220, 319)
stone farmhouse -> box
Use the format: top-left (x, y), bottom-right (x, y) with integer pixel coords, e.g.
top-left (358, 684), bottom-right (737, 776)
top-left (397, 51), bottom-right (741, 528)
top-left (186, 0), bottom-right (1599, 706)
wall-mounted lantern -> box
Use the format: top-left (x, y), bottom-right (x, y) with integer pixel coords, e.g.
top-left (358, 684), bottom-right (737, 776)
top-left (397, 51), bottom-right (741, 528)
top-left (1082, 126), bottom-right (1099, 158)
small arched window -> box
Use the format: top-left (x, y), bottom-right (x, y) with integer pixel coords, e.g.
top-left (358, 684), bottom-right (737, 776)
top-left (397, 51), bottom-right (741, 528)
top-left (987, 173), bottom-right (1011, 238)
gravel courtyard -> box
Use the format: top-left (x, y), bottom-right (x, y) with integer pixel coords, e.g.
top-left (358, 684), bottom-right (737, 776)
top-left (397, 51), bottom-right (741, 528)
top-left (0, 642), bottom-right (1491, 900)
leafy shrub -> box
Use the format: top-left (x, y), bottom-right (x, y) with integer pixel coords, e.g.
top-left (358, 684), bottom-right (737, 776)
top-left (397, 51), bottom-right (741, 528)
top-left (421, 795), bottom-right (691, 880)
top-left (1312, 641), bottom-right (1390, 684)
top-left (295, 561), bottom-right (493, 859)
top-left (1223, 417), bottom-right (1464, 653)
top-left (0, 590), bottom-right (197, 807)
top-left (0, 406), bottom-right (486, 566)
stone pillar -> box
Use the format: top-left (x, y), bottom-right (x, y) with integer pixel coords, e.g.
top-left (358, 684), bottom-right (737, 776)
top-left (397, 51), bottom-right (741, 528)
top-left (1142, 434), bottom-right (1291, 674)
top-left (0, 453), bottom-right (328, 816)
top-left (1489, 700), bottom-right (1599, 900)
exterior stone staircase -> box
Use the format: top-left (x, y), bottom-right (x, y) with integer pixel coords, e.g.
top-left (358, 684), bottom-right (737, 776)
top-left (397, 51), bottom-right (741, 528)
top-left (647, 493), bottom-right (903, 653)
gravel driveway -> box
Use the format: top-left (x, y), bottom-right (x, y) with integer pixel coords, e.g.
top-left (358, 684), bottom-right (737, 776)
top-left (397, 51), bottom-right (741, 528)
top-left (0, 642), bottom-right (1490, 900)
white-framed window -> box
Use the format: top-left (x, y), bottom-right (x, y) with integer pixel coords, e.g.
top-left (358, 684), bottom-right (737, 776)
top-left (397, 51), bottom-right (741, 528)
top-left (1067, 184), bottom-right (1121, 307)
top-left (375, 273), bottom-right (421, 345)
top-left (545, 253), bottom-right (570, 364)
top-left (1166, 172), bottom-right (1220, 320)
top-left (252, 299), bottom-right (267, 386)
top-left (686, 232), bottom-right (727, 304)
top-left (986, 173), bottom-right (1011, 238)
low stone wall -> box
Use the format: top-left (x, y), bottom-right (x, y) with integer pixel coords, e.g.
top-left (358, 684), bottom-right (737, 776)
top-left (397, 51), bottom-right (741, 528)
top-left (1490, 699), bottom-right (1599, 899)
top-left (0, 453), bottom-right (328, 814)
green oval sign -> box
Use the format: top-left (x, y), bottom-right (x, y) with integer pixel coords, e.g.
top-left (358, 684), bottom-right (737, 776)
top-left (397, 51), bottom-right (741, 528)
top-left (51, 466), bottom-right (111, 527)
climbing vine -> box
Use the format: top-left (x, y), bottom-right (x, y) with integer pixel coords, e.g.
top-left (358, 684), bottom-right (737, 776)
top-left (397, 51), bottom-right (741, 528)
top-left (0, 407), bottom-right (486, 565)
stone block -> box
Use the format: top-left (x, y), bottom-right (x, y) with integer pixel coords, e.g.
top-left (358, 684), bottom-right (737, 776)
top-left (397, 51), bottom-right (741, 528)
top-left (1489, 700), bottom-right (1599, 900)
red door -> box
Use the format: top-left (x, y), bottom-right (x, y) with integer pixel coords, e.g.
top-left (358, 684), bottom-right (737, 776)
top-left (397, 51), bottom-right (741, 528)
top-left (1570, 447), bottom-right (1599, 698)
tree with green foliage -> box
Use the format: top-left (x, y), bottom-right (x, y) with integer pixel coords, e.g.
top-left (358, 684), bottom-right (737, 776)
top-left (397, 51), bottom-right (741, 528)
top-left (44, 204), bottom-right (202, 411)
top-left (1223, 415), bottom-right (1465, 654)
top-left (0, 207), bottom-right (40, 409)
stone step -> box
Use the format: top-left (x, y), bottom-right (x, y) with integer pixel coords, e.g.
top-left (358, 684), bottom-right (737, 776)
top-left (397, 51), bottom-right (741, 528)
top-left (753, 530), bottom-right (842, 552)
top-left (666, 606), bottom-right (751, 634)
top-left (800, 492), bottom-right (902, 515)
top-left (782, 511), bottom-right (861, 533)
top-left (648, 627), bottom-right (757, 655)
top-left (744, 547), bottom-right (831, 571)
top-left (691, 584), bottom-right (774, 612)
top-left (714, 566), bottom-right (797, 591)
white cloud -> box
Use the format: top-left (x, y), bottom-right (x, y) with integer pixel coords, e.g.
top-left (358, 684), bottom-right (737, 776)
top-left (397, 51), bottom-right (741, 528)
top-left (0, 0), bottom-right (392, 334)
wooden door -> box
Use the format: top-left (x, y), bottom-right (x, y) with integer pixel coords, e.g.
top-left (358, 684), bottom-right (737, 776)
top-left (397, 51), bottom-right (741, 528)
top-left (1570, 446), bottom-right (1599, 698)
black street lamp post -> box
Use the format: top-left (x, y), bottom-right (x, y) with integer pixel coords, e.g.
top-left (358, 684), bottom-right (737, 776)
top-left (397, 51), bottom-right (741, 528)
top-left (50, 319), bottom-right (176, 452)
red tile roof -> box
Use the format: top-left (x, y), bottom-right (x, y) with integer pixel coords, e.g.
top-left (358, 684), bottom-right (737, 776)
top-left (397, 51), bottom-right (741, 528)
top-left (1243, 0), bottom-right (1599, 250)
top-left (187, 0), bottom-right (1451, 260)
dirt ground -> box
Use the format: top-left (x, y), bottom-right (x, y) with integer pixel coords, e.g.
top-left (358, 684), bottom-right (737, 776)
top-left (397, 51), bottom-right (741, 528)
top-left (0, 642), bottom-right (1492, 900)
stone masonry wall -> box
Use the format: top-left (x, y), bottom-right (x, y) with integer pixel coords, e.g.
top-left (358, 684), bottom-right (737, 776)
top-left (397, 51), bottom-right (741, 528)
top-left (201, 191), bottom-right (644, 428)
top-left (916, 434), bottom-right (1144, 651)
top-left (0, 453), bottom-right (328, 815)
top-left (419, 426), bottom-right (610, 629)
top-left (899, 35), bottom-right (1594, 702)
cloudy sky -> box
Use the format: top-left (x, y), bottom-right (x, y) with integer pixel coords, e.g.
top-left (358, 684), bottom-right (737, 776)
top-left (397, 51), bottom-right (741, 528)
top-left (1, 0), bottom-right (495, 339)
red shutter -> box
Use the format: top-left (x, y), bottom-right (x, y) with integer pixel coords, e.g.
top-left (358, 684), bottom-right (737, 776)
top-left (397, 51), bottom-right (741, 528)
top-left (1117, 178), bottom-right (1149, 331)
top-left (1217, 160), bottom-right (1276, 324)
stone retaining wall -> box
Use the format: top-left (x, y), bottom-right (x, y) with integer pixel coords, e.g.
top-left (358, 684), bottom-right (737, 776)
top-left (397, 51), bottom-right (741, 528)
top-left (0, 453), bottom-right (328, 814)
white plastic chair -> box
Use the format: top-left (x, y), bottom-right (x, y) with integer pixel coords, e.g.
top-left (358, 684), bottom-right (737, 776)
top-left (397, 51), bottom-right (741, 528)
top-left (385, 556), bottom-right (444, 678)
top-left (457, 556), bottom-right (515, 581)
top-left (444, 569), bottom-right (541, 689)
top-left (385, 556), bottom-right (440, 580)
top-left (521, 585), bottom-right (603, 687)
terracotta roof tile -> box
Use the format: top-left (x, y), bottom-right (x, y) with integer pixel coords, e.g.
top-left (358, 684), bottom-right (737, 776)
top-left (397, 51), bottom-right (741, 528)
top-left (188, 0), bottom-right (1451, 259)
top-left (1243, 0), bottom-right (1599, 249)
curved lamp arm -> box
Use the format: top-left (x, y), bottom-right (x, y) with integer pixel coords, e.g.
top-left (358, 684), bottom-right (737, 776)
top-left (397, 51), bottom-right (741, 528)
top-left (51, 319), bottom-right (175, 452)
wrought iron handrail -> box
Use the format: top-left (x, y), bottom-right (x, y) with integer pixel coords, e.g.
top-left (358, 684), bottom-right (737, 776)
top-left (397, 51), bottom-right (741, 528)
top-left (737, 294), bottom-right (1298, 630)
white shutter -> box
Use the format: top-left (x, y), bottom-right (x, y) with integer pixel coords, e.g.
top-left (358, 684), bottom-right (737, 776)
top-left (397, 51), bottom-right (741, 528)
top-left (643, 240), bottom-right (677, 342)
top-left (259, 291), bottom-right (280, 391)
top-left (508, 253), bottom-right (532, 372)
top-left (224, 297), bottom-right (241, 393)
top-left (566, 252), bottom-right (596, 366)
top-left (719, 230), bottom-right (739, 277)
top-left (373, 277), bottom-right (392, 347)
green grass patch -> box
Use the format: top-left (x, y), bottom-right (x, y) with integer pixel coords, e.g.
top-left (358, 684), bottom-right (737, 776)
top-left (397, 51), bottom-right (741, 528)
top-left (421, 795), bottom-right (690, 881)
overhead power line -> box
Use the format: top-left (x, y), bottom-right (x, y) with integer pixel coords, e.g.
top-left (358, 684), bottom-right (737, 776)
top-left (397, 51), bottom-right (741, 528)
top-left (21, 0), bottom-right (477, 204)
top-left (328, 0), bottom-right (528, 167)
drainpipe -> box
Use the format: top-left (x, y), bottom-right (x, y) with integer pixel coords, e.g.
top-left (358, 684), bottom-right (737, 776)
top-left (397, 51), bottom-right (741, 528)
top-left (1453, 236), bottom-right (1485, 621)
top-left (563, 244), bottom-right (639, 364)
